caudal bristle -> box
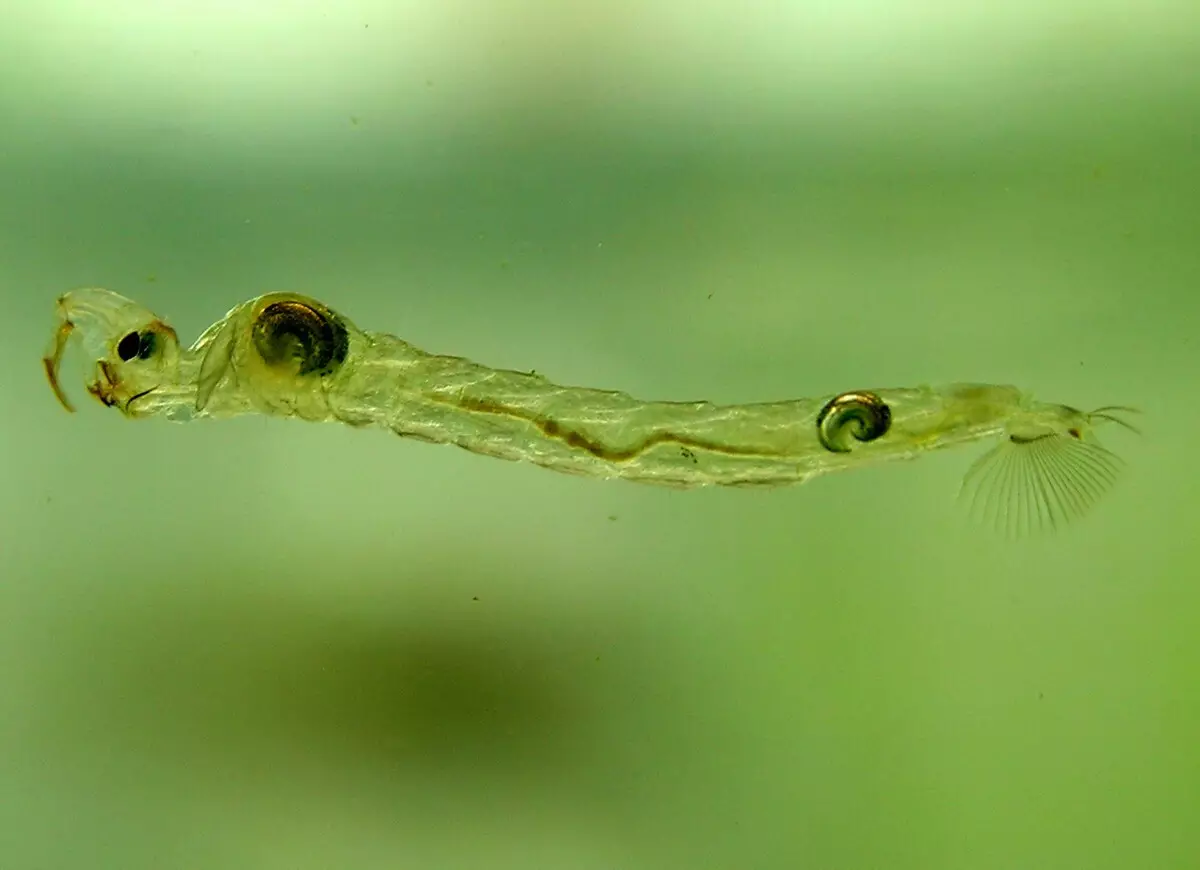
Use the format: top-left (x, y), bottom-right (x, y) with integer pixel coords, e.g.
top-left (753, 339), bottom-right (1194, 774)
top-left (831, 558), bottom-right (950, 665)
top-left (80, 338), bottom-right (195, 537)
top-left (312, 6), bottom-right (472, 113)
top-left (957, 433), bottom-right (1123, 538)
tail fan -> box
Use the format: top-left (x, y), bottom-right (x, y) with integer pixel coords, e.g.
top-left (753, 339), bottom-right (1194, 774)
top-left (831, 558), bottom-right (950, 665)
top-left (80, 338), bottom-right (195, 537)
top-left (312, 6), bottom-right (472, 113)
top-left (958, 433), bottom-right (1124, 537)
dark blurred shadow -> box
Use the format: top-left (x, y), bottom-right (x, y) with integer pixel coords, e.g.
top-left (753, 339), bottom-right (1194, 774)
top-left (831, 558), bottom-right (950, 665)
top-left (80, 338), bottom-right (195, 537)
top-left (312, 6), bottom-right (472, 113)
top-left (18, 545), bottom-right (650, 782)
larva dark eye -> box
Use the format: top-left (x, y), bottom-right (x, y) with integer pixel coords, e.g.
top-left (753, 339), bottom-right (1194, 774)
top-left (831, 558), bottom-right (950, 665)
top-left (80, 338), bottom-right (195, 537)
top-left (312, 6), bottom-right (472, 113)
top-left (116, 330), bottom-right (158, 362)
top-left (137, 331), bottom-right (158, 359)
top-left (117, 331), bottom-right (141, 361)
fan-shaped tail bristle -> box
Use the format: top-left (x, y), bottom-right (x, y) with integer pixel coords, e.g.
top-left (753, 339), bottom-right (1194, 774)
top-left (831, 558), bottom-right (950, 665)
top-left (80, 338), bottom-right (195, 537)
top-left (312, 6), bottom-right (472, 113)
top-left (957, 434), bottom-right (1123, 538)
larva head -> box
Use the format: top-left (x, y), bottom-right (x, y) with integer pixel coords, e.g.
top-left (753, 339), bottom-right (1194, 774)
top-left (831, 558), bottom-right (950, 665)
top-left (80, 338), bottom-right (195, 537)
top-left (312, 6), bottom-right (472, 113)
top-left (43, 288), bottom-right (182, 417)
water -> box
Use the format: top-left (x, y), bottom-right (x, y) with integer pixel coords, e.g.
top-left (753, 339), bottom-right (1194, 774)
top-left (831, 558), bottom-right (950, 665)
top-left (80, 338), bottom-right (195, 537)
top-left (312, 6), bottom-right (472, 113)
top-left (2, 3), bottom-right (1198, 868)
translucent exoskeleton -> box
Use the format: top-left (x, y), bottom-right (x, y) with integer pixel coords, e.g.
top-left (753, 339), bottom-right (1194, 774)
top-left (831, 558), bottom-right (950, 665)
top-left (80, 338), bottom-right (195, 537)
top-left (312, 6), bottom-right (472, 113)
top-left (43, 288), bottom-right (1139, 536)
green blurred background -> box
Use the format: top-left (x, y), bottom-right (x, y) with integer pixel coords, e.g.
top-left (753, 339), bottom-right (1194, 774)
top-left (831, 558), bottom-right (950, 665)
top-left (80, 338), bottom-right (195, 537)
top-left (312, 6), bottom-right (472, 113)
top-left (2, 2), bottom-right (1198, 868)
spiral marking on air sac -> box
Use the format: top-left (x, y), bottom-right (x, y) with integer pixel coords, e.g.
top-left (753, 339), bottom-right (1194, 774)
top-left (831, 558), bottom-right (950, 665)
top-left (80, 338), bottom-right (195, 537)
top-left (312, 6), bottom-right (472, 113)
top-left (816, 391), bottom-right (892, 453)
top-left (252, 300), bottom-right (349, 377)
